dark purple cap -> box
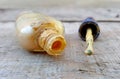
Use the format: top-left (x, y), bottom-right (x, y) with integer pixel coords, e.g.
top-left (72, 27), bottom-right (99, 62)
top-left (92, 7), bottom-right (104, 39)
top-left (78, 17), bottom-right (100, 41)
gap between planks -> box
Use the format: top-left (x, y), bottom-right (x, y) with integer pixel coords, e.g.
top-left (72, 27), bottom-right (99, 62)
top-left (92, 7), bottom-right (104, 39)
top-left (1, 19), bottom-right (120, 23)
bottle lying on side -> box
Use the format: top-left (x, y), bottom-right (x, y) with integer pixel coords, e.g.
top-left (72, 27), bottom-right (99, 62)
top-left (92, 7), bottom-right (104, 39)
top-left (16, 12), bottom-right (66, 56)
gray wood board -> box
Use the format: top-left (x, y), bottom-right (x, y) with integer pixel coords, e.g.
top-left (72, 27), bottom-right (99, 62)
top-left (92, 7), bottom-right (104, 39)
top-left (0, 9), bottom-right (120, 79)
top-left (0, 8), bottom-right (120, 79)
top-left (0, 8), bottom-right (120, 22)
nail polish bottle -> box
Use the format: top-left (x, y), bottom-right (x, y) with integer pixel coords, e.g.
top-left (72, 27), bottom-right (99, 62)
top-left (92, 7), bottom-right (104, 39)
top-left (16, 12), bottom-right (66, 55)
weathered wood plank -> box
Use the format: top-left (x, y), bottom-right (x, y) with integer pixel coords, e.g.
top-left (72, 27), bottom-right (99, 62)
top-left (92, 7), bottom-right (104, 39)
top-left (0, 21), bottom-right (120, 79)
top-left (0, 8), bottom-right (120, 22)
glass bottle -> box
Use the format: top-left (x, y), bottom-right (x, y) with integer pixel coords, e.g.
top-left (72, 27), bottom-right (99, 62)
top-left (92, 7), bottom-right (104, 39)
top-left (16, 12), bottom-right (66, 55)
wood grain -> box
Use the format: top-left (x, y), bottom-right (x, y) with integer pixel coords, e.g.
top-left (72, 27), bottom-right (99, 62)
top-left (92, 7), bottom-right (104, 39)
top-left (0, 8), bottom-right (120, 22)
top-left (0, 9), bottom-right (120, 79)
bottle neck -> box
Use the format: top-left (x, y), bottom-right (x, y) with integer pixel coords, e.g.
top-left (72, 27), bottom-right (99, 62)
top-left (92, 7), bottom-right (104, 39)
top-left (38, 28), bottom-right (66, 55)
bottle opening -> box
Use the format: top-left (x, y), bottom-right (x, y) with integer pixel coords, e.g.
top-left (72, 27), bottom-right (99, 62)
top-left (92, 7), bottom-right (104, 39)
top-left (52, 40), bottom-right (62, 50)
top-left (38, 29), bottom-right (66, 55)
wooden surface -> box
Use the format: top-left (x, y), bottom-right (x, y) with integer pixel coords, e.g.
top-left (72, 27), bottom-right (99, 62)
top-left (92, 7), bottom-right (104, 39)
top-left (0, 8), bottom-right (120, 79)
top-left (0, 0), bottom-right (120, 8)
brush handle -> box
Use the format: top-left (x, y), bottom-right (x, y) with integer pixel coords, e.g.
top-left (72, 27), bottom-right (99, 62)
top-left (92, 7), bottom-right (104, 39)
top-left (85, 28), bottom-right (94, 55)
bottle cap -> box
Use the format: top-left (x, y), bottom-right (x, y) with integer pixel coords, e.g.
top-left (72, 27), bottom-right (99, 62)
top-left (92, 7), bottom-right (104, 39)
top-left (78, 17), bottom-right (100, 41)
